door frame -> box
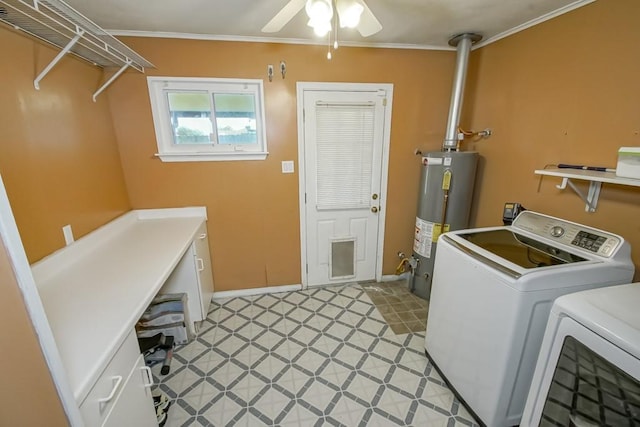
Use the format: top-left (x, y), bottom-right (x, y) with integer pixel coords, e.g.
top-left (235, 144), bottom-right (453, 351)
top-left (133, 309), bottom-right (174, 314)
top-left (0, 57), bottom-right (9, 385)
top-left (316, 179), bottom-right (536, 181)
top-left (296, 82), bottom-right (394, 288)
top-left (0, 175), bottom-right (82, 425)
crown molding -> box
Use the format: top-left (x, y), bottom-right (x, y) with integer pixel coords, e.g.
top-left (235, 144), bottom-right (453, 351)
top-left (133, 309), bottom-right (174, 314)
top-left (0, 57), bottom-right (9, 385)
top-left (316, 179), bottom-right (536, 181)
top-left (108, 1), bottom-right (595, 53)
top-left (473, 0), bottom-right (596, 49)
top-left (108, 29), bottom-right (454, 51)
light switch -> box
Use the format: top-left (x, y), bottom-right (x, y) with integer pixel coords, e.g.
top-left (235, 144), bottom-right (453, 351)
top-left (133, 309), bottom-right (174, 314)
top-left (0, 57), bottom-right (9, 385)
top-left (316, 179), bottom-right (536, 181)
top-left (282, 160), bottom-right (295, 174)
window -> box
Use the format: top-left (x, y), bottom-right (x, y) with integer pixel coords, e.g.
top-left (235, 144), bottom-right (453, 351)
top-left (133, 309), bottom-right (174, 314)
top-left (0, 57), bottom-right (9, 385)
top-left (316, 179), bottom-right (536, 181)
top-left (147, 77), bottom-right (268, 162)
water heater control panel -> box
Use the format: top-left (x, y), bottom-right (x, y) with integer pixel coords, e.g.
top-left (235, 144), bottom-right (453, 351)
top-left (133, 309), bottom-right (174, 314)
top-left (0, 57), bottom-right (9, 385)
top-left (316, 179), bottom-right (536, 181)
top-left (512, 211), bottom-right (622, 257)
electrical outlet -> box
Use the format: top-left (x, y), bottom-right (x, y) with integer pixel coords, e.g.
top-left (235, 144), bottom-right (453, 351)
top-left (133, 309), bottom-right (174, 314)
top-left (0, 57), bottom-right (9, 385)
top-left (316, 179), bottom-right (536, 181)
top-left (62, 224), bottom-right (74, 245)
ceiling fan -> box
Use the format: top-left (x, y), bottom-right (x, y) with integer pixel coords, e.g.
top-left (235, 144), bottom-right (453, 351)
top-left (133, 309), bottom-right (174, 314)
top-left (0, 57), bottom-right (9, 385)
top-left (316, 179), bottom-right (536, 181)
top-left (262, 0), bottom-right (382, 38)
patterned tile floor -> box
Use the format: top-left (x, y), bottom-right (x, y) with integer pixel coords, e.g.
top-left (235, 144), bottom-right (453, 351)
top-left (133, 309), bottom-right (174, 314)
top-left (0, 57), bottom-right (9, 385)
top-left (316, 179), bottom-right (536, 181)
top-left (151, 283), bottom-right (478, 426)
top-left (361, 281), bottom-right (428, 334)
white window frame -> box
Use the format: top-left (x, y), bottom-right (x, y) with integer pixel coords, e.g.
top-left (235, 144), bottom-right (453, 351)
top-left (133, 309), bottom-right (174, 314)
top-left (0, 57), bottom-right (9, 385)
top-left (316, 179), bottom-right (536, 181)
top-left (147, 77), bottom-right (268, 162)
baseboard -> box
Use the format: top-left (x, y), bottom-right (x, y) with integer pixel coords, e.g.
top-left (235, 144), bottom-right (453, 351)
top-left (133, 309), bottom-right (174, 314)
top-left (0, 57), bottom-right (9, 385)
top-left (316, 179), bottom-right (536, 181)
top-left (212, 284), bottom-right (303, 299)
top-left (213, 277), bottom-right (409, 299)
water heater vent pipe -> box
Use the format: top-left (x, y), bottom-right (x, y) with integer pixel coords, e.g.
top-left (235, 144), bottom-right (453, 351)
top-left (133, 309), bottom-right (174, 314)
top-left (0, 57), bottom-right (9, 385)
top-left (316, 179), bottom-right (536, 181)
top-left (443, 33), bottom-right (482, 151)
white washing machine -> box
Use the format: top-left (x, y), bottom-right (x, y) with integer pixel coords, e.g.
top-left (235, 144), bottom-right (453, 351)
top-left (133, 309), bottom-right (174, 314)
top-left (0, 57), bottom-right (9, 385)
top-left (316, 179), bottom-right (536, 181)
top-left (424, 211), bottom-right (634, 427)
top-left (521, 283), bottom-right (640, 427)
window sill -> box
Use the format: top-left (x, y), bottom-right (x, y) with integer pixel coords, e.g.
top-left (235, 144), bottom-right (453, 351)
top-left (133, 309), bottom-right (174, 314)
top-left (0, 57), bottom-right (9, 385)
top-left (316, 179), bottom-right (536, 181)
top-left (155, 152), bottom-right (269, 162)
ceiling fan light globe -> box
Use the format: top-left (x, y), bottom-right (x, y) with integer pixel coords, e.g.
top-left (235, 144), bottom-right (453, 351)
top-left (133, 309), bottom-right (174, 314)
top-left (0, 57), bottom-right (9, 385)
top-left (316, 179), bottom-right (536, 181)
top-left (312, 20), bottom-right (331, 36)
top-left (305, 0), bottom-right (332, 22)
top-left (337, 0), bottom-right (364, 28)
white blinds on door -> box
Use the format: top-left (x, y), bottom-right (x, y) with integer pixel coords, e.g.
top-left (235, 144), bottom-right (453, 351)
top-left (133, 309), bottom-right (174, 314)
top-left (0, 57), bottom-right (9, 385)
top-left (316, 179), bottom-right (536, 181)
top-left (315, 102), bottom-right (375, 210)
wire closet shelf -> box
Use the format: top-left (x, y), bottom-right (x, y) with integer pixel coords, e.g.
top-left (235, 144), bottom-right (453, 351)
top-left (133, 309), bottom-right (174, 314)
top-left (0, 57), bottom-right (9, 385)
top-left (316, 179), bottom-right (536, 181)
top-left (0, 0), bottom-right (153, 98)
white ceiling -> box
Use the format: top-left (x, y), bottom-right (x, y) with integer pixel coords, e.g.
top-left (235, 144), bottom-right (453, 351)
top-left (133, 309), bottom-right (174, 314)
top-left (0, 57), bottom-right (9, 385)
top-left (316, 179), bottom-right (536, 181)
top-left (65, 0), bottom-right (594, 50)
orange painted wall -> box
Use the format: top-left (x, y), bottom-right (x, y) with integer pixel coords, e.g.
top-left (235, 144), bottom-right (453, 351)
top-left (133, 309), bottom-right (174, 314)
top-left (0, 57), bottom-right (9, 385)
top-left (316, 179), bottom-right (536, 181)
top-left (108, 40), bottom-right (456, 291)
top-left (0, 241), bottom-right (68, 426)
top-left (6, 0), bottom-right (634, 296)
top-left (0, 27), bottom-right (131, 263)
top-left (465, 0), bottom-right (640, 279)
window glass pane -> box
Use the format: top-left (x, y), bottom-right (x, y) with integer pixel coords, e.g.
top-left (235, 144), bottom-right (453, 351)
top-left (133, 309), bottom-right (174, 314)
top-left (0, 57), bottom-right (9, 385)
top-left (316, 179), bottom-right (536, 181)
top-left (213, 93), bottom-right (257, 145)
top-left (315, 103), bottom-right (375, 210)
top-left (167, 92), bottom-right (213, 145)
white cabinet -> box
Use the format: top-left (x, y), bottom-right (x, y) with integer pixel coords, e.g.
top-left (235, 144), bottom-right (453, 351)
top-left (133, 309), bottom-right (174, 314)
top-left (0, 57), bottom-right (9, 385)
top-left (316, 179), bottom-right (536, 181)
top-left (103, 355), bottom-right (156, 427)
top-left (160, 220), bottom-right (214, 332)
top-left (80, 331), bottom-right (155, 427)
top-left (194, 221), bottom-right (215, 319)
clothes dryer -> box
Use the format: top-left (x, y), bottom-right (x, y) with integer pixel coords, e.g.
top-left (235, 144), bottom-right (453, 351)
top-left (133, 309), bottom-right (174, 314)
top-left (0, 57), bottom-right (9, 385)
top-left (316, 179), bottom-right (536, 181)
top-left (521, 283), bottom-right (640, 426)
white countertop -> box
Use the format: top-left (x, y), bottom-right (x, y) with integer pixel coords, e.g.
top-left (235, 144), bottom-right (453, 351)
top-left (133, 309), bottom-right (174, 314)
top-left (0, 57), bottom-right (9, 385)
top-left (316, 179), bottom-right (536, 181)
top-left (31, 208), bottom-right (206, 404)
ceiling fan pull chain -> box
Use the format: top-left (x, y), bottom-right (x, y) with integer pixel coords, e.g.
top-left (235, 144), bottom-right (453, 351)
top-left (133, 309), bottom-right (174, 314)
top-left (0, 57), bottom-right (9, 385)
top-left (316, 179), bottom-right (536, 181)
top-left (334, 4), bottom-right (339, 50)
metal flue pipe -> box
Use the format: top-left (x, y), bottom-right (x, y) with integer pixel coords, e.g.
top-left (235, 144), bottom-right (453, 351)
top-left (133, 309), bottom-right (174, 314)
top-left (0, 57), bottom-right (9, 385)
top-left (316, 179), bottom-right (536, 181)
top-left (443, 33), bottom-right (482, 151)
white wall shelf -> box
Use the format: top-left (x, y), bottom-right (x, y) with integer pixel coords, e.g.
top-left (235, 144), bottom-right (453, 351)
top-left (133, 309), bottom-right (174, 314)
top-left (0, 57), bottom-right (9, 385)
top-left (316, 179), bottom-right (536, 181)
top-left (0, 0), bottom-right (153, 100)
top-left (535, 168), bottom-right (640, 212)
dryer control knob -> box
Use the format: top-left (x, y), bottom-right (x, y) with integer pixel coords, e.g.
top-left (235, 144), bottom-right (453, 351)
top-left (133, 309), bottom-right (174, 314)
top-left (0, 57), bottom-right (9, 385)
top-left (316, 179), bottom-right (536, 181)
top-left (551, 226), bottom-right (565, 237)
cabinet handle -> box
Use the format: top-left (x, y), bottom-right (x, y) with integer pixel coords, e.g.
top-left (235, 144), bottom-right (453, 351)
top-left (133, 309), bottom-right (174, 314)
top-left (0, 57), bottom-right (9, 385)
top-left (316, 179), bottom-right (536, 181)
top-left (199, 233), bottom-right (207, 240)
top-left (142, 366), bottom-right (154, 388)
top-left (97, 375), bottom-right (123, 403)
top-left (197, 258), bottom-right (204, 272)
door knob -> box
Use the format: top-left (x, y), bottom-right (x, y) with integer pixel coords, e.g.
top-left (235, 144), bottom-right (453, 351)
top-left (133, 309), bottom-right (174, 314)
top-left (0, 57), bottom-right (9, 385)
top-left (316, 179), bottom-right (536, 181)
top-left (371, 206), bottom-right (378, 213)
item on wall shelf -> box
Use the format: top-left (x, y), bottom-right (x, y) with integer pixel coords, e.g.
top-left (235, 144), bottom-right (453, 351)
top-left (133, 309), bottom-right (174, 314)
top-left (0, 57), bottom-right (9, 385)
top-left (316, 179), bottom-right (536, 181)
top-left (616, 147), bottom-right (640, 179)
top-left (558, 163), bottom-right (615, 172)
top-left (0, 0), bottom-right (154, 101)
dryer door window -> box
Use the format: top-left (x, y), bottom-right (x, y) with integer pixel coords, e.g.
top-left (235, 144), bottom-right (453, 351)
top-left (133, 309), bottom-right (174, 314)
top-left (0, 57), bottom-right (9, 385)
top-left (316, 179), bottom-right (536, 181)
top-left (540, 335), bottom-right (640, 426)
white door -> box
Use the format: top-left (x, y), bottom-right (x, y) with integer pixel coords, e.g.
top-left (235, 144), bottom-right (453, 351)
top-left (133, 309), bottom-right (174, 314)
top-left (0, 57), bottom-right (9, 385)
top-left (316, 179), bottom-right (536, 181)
top-left (300, 85), bottom-right (391, 287)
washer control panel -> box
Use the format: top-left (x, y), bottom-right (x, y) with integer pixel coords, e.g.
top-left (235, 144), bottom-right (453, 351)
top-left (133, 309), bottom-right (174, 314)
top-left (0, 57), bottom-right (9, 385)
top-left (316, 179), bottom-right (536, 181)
top-left (571, 231), bottom-right (610, 254)
top-left (550, 226), bottom-right (565, 237)
top-left (513, 211), bottom-right (622, 257)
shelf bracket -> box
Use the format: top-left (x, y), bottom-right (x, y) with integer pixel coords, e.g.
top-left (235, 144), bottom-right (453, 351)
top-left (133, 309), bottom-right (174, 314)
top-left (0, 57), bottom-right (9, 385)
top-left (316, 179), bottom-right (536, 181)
top-left (34, 29), bottom-right (85, 90)
top-left (92, 60), bottom-right (133, 102)
top-left (556, 177), bottom-right (601, 212)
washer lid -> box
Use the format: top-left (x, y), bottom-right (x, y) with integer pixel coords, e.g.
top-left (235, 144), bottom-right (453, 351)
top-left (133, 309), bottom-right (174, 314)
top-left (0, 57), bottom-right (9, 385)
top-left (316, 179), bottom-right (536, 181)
top-left (457, 229), bottom-right (587, 269)
top-left (553, 283), bottom-right (640, 358)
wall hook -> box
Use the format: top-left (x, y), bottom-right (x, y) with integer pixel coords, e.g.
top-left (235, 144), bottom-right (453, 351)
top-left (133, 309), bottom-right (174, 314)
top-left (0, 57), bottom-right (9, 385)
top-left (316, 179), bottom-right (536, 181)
top-left (267, 65), bottom-right (274, 82)
top-left (280, 61), bottom-right (286, 79)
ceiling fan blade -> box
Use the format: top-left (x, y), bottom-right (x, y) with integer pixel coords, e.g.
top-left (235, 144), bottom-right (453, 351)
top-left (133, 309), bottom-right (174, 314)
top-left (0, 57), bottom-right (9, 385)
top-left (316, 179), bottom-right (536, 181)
top-left (262, 0), bottom-right (307, 33)
top-left (356, 0), bottom-right (382, 37)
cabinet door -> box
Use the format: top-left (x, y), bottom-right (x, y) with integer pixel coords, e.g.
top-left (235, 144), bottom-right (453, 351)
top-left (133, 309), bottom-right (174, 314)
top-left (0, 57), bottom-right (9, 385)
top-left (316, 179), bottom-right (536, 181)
top-left (193, 221), bottom-right (213, 320)
top-left (159, 221), bottom-right (213, 325)
top-left (103, 355), bottom-right (156, 427)
top-left (194, 222), bottom-right (214, 318)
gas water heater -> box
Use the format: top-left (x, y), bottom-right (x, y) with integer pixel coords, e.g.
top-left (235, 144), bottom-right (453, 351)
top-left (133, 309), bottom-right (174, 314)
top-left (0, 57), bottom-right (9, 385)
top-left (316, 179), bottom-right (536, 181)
top-left (410, 33), bottom-right (482, 300)
top-left (411, 151), bottom-right (478, 299)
